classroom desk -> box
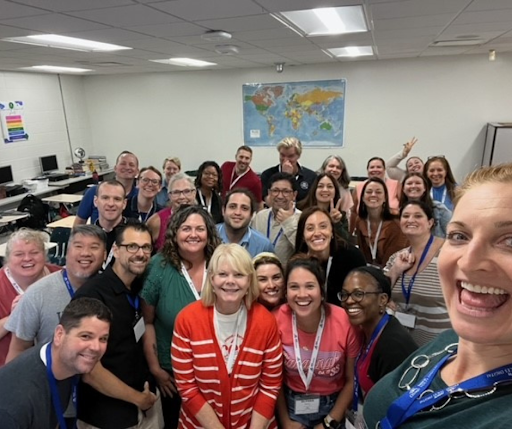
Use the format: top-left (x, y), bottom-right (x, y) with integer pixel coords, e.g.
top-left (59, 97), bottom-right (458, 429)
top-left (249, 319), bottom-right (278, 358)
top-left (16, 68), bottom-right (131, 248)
top-left (0, 213), bottom-right (29, 226)
top-left (42, 194), bottom-right (83, 204)
top-left (0, 241), bottom-right (57, 258)
top-left (0, 186), bottom-right (65, 211)
top-left (46, 215), bottom-right (90, 228)
top-left (47, 169), bottom-right (114, 190)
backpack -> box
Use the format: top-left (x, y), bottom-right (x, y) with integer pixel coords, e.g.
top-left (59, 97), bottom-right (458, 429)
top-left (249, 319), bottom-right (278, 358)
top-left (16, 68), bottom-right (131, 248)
top-left (17, 194), bottom-right (48, 230)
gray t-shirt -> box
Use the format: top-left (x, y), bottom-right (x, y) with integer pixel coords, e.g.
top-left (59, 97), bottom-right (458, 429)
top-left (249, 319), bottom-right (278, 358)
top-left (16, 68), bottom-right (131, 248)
top-left (5, 271), bottom-right (71, 343)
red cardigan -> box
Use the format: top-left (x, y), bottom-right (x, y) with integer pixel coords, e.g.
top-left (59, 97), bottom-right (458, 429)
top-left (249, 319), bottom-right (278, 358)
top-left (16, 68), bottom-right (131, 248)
top-left (172, 300), bottom-right (283, 429)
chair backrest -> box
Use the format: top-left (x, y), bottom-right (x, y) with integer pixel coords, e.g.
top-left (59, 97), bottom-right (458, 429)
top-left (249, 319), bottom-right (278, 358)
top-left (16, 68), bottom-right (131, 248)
top-left (48, 227), bottom-right (71, 266)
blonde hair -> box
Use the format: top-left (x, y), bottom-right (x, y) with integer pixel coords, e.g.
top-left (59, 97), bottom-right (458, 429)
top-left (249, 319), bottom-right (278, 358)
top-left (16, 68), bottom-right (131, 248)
top-left (454, 163), bottom-right (512, 206)
top-left (202, 244), bottom-right (259, 309)
top-left (277, 137), bottom-right (302, 157)
top-left (162, 157), bottom-right (181, 170)
top-left (6, 228), bottom-right (47, 262)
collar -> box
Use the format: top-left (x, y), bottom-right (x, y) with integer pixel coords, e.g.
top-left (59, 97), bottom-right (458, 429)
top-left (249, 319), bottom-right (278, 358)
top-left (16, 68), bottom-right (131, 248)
top-left (95, 217), bottom-right (126, 233)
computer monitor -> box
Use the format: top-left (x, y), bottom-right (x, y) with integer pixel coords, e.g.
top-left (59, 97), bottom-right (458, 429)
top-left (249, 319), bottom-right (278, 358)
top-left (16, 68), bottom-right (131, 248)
top-left (40, 155), bottom-right (58, 173)
top-left (0, 165), bottom-right (13, 185)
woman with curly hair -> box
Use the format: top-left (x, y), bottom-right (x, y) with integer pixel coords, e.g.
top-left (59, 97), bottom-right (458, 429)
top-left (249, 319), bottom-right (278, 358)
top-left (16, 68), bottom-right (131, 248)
top-left (195, 160), bottom-right (223, 224)
top-left (140, 205), bottom-right (221, 428)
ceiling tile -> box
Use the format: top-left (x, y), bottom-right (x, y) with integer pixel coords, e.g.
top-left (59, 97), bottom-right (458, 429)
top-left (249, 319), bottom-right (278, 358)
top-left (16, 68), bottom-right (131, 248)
top-left (0, 1), bottom-right (50, 19)
top-left (66, 4), bottom-right (178, 27)
top-left (373, 14), bottom-right (457, 31)
top-left (9, 0), bottom-right (134, 12)
top-left (150, 0), bottom-right (264, 21)
top-left (0, 13), bottom-right (109, 33)
top-left (370, 0), bottom-right (471, 20)
top-left (466, 0), bottom-right (512, 12)
top-left (128, 21), bottom-right (206, 38)
top-left (196, 14), bottom-right (283, 32)
top-left (452, 9), bottom-right (512, 25)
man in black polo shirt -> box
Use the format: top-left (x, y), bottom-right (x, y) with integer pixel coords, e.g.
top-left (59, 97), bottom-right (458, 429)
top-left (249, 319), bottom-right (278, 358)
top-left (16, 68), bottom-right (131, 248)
top-left (94, 179), bottom-right (127, 267)
top-left (260, 137), bottom-right (317, 204)
top-left (74, 221), bottom-right (158, 429)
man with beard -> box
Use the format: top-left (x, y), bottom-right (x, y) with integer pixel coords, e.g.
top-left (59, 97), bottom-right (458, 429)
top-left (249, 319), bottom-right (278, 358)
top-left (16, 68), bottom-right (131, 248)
top-left (251, 172), bottom-right (300, 266)
top-left (75, 151), bottom-right (139, 225)
top-left (216, 189), bottom-right (274, 258)
top-left (5, 225), bottom-right (107, 362)
top-left (221, 145), bottom-right (263, 209)
top-left (0, 298), bottom-right (112, 429)
top-left (74, 221), bottom-right (159, 429)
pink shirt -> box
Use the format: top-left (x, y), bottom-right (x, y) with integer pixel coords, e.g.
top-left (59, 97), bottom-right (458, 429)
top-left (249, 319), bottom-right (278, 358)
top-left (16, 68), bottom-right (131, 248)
top-left (274, 304), bottom-right (361, 395)
top-left (155, 207), bottom-right (172, 251)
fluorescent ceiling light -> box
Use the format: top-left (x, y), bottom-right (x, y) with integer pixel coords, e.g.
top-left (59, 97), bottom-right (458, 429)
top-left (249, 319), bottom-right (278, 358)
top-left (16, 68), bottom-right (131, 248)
top-left (4, 34), bottom-right (131, 52)
top-left (21, 65), bottom-right (93, 73)
top-left (150, 58), bottom-right (217, 67)
top-left (276, 6), bottom-right (367, 36)
top-left (327, 46), bottom-right (373, 57)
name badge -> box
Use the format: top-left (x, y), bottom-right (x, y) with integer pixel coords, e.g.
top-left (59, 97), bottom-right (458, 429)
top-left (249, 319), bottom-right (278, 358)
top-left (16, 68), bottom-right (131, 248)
top-left (346, 407), bottom-right (366, 429)
top-left (395, 311), bottom-right (416, 329)
top-left (294, 394), bottom-right (320, 415)
top-left (133, 316), bottom-right (145, 342)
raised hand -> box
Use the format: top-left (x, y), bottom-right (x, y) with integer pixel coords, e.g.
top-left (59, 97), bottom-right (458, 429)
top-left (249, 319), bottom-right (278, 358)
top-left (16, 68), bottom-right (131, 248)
top-left (402, 137), bottom-right (418, 157)
top-left (275, 204), bottom-right (295, 223)
top-left (329, 198), bottom-right (343, 224)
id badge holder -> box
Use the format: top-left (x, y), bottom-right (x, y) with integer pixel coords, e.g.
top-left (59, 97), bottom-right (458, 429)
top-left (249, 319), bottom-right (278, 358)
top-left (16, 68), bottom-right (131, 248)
top-left (346, 410), bottom-right (357, 429)
top-left (293, 394), bottom-right (320, 415)
top-left (133, 314), bottom-right (145, 342)
top-left (395, 311), bottom-right (416, 329)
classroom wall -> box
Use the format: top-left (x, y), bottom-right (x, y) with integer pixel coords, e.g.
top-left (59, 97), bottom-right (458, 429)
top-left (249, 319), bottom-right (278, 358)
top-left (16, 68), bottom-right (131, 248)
top-left (82, 53), bottom-right (512, 181)
top-left (0, 72), bottom-right (92, 183)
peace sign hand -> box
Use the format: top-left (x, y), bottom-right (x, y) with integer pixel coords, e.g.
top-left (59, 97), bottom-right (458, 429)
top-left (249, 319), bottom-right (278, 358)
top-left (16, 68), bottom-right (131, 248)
top-left (329, 199), bottom-right (343, 224)
top-left (402, 137), bottom-right (418, 157)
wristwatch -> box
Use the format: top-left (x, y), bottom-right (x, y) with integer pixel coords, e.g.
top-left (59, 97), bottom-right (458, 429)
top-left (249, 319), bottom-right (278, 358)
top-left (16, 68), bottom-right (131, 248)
top-left (323, 414), bottom-right (341, 429)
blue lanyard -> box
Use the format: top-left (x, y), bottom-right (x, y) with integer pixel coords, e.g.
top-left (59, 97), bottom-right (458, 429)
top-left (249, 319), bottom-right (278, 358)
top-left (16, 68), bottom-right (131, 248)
top-left (46, 343), bottom-right (78, 429)
top-left (380, 351), bottom-right (512, 429)
top-left (126, 294), bottom-right (140, 312)
top-left (62, 270), bottom-right (75, 298)
top-left (401, 235), bottom-right (434, 306)
top-left (267, 212), bottom-right (284, 247)
top-left (353, 313), bottom-right (390, 409)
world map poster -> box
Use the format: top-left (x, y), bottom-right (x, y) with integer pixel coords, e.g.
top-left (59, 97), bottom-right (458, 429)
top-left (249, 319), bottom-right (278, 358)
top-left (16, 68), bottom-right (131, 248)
top-left (243, 79), bottom-right (346, 147)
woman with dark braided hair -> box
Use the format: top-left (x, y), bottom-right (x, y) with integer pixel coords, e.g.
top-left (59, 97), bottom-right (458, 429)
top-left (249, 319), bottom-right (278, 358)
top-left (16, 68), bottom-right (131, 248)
top-left (140, 205), bottom-right (221, 428)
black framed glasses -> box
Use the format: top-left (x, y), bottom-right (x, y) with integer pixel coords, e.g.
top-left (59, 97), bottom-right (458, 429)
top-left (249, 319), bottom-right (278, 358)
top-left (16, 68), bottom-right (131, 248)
top-left (338, 289), bottom-right (382, 303)
top-left (269, 188), bottom-right (293, 196)
top-left (118, 243), bottom-right (153, 254)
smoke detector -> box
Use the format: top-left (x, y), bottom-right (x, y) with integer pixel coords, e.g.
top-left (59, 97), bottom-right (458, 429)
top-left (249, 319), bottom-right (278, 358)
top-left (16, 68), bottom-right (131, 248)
top-left (201, 30), bottom-right (232, 42)
top-left (215, 44), bottom-right (240, 55)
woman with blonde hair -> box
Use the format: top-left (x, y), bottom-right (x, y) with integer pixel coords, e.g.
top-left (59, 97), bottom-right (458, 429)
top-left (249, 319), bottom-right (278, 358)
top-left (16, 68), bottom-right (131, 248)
top-left (365, 163), bottom-right (512, 428)
top-left (172, 243), bottom-right (283, 429)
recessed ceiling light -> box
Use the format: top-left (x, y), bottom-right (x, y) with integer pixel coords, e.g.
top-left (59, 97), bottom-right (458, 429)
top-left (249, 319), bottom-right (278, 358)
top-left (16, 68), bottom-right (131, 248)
top-left (327, 46), bottom-right (373, 57)
top-left (21, 65), bottom-right (93, 73)
top-left (274, 6), bottom-right (368, 36)
top-left (150, 58), bottom-right (217, 67)
top-left (4, 34), bottom-right (131, 52)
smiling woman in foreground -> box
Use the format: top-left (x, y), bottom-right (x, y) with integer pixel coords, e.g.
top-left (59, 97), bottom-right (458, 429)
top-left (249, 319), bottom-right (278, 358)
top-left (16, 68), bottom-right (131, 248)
top-left (363, 163), bottom-right (512, 428)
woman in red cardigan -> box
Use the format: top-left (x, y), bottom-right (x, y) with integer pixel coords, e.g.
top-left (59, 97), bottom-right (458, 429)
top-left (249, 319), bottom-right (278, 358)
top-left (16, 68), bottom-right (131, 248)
top-left (171, 243), bottom-right (283, 429)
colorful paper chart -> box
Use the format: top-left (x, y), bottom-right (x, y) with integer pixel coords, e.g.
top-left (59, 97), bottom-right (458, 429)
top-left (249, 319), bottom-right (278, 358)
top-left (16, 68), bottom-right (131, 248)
top-left (0, 101), bottom-right (29, 143)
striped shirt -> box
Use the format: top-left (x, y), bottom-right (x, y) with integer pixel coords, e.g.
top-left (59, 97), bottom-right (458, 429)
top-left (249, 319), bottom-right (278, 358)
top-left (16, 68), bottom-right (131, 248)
top-left (387, 251), bottom-right (451, 346)
top-left (172, 301), bottom-right (283, 429)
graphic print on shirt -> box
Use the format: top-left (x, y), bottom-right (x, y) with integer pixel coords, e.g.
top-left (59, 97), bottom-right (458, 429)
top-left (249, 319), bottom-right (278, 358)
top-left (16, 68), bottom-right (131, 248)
top-left (283, 344), bottom-right (342, 378)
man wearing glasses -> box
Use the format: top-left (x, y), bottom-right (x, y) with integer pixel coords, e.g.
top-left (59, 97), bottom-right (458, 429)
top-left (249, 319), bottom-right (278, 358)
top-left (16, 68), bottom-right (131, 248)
top-left (74, 221), bottom-right (161, 429)
top-left (252, 173), bottom-right (300, 266)
top-left (124, 167), bottom-right (163, 223)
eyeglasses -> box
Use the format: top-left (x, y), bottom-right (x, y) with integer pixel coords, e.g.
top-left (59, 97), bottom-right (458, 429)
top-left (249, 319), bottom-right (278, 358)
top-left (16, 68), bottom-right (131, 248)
top-left (118, 243), bottom-right (153, 254)
top-left (139, 177), bottom-right (160, 185)
top-left (269, 188), bottom-right (293, 196)
top-left (170, 189), bottom-right (195, 197)
top-left (338, 289), bottom-right (382, 302)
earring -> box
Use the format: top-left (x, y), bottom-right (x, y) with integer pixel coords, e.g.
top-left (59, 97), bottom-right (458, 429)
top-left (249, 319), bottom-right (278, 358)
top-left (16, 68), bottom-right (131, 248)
top-left (379, 307), bottom-right (384, 314)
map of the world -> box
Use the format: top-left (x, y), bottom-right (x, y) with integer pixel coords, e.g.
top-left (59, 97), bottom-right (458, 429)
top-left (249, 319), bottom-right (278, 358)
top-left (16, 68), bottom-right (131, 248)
top-left (243, 79), bottom-right (345, 147)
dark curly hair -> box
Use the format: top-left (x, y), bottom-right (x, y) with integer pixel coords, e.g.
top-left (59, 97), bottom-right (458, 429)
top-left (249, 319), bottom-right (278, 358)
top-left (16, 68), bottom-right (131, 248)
top-left (160, 205), bottom-right (221, 269)
top-left (194, 161), bottom-right (223, 194)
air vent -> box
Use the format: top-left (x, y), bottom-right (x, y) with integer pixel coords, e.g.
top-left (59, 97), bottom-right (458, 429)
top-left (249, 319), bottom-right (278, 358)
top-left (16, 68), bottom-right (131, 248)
top-left (431, 39), bottom-right (484, 47)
